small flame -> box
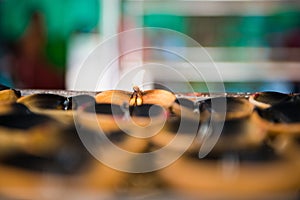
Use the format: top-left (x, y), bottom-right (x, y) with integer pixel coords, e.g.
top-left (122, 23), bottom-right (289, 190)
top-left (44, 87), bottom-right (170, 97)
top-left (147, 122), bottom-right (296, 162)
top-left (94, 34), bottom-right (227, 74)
top-left (130, 86), bottom-right (143, 106)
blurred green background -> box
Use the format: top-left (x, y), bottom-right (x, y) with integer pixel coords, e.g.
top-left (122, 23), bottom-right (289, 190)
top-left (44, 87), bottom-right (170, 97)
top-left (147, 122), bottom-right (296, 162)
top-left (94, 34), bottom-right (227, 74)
top-left (0, 0), bottom-right (300, 92)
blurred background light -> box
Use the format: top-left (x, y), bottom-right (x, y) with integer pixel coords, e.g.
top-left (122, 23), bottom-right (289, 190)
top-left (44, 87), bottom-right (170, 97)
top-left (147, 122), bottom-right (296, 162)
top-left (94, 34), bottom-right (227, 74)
top-left (0, 0), bottom-right (299, 92)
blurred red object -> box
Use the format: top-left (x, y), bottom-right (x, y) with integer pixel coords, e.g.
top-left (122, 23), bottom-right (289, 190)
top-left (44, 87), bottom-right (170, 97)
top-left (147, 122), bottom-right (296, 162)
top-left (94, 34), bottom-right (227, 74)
top-left (13, 12), bottom-right (64, 89)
